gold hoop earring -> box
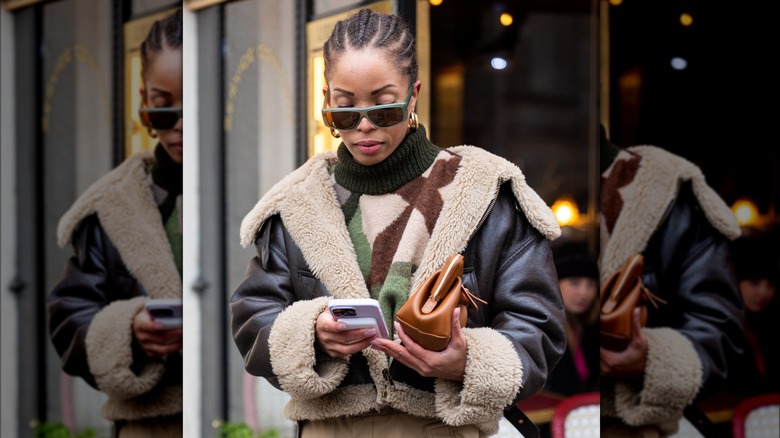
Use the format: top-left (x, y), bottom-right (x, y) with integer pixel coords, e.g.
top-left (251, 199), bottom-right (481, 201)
top-left (330, 128), bottom-right (341, 138)
top-left (146, 126), bottom-right (158, 139)
top-left (408, 112), bottom-right (419, 130)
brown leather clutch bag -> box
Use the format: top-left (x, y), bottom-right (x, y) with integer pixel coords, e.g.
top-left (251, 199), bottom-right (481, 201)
top-left (395, 254), bottom-right (487, 351)
top-left (600, 253), bottom-right (666, 351)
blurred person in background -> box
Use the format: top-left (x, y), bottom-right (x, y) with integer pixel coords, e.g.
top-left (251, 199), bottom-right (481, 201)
top-left (723, 236), bottom-right (780, 397)
top-left (545, 242), bottom-right (600, 397)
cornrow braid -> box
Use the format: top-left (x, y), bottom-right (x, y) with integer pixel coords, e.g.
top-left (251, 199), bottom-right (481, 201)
top-left (140, 8), bottom-right (183, 79)
top-left (323, 8), bottom-right (418, 87)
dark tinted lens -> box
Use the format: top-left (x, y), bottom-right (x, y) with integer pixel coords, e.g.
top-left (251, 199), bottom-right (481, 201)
top-left (147, 110), bottom-right (181, 130)
top-left (328, 111), bottom-right (361, 130)
top-left (368, 107), bottom-right (404, 127)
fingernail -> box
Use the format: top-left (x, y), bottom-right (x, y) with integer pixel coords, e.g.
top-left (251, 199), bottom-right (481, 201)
top-left (365, 329), bottom-right (377, 337)
top-left (337, 322), bottom-right (347, 330)
top-left (393, 322), bottom-right (400, 331)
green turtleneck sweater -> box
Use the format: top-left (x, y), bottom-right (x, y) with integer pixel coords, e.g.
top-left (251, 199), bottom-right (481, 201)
top-left (331, 125), bottom-right (462, 333)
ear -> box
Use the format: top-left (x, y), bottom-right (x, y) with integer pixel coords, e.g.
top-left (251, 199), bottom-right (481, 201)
top-left (410, 79), bottom-right (422, 113)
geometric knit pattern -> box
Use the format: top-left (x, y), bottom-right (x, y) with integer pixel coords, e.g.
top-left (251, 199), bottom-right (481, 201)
top-left (600, 149), bottom-right (642, 236)
top-left (334, 150), bottom-right (462, 333)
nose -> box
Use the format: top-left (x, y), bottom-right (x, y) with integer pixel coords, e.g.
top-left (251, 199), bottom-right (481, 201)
top-left (356, 115), bottom-right (375, 131)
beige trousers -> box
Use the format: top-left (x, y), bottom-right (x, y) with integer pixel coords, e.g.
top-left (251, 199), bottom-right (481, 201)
top-left (115, 414), bottom-right (182, 438)
top-left (300, 411), bottom-right (480, 438)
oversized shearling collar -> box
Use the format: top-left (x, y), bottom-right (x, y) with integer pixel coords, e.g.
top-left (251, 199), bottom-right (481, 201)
top-left (239, 146), bottom-right (560, 298)
top-left (599, 145), bottom-right (740, 282)
top-left (56, 151), bottom-right (181, 299)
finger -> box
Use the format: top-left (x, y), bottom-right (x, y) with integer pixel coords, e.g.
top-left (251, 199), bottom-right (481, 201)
top-left (343, 328), bottom-right (378, 345)
top-left (393, 322), bottom-right (419, 350)
top-left (144, 342), bottom-right (182, 358)
top-left (448, 307), bottom-right (464, 346)
top-left (632, 307), bottom-right (642, 329)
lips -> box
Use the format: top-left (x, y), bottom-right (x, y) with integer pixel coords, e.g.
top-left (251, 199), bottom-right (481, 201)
top-left (355, 140), bottom-right (381, 155)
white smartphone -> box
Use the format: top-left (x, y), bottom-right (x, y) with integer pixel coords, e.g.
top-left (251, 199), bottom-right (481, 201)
top-left (145, 298), bottom-right (182, 329)
top-left (328, 298), bottom-right (389, 339)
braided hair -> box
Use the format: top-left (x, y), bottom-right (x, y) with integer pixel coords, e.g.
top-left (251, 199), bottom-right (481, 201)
top-left (323, 9), bottom-right (418, 87)
top-left (140, 8), bottom-right (182, 80)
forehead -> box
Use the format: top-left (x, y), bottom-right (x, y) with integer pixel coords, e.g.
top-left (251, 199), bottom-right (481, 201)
top-left (144, 47), bottom-right (182, 90)
top-left (328, 48), bottom-right (406, 90)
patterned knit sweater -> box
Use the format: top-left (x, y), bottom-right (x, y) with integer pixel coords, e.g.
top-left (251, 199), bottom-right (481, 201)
top-left (332, 126), bottom-right (461, 332)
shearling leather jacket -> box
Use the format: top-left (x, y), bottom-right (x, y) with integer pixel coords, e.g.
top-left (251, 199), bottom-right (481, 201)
top-left (230, 146), bottom-right (566, 436)
top-left (599, 145), bottom-right (744, 435)
top-left (47, 151), bottom-right (182, 421)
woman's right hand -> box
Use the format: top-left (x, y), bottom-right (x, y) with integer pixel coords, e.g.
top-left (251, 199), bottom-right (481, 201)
top-left (132, 309), bottom-right (182, 358)
top-left (315, 310), bottom-right (378, 357)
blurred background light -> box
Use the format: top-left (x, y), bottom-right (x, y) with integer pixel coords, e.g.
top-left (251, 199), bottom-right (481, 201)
top-left (732, 198), bottom-right (760, 227)
top-left (671, 57), bottom-right (688, 70)
top-left (491, 57), bottom-right (508, 70)
top-left (500, 12), bottom-right (513, 27)
top-left (552, 197), bottom-right (580, 227)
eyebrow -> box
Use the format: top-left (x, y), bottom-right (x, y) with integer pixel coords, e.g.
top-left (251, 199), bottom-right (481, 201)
top-left (149, 88), bottom-right (172, 96)
top-left (332, 84), bottom-right (397, 97)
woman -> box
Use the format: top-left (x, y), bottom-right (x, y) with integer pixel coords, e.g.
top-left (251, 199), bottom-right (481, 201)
top-left (230, 9), bottom-right (566, 437)
top-left (723, 236), bottom-right (780, 397)
top-left (544, 244), bottom-right (600, 397)
top-left (47, 8), bottom-right (183, 437)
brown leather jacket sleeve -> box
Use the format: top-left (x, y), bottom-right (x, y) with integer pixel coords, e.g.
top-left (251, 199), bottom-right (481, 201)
top-left (47, 214), bottom-right (148, 389)
top-left (642, 181), bottom-right (746, 400)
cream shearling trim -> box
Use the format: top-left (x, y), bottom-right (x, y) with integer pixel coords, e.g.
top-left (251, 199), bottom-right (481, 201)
top-left (241, 152), bottom-right (369, 301)
top-left (85, 296), bottom-right (167, 399)
top-left (268, 296), bottom-right (351, 399)
top-left (239, 147), bottom-right (559, 299)
top-left (283, 384), bottom-right (379, 420)
top-left (56, 151), bottom-right (181, 299)
top-left (613, 327), bottom-right (702, 432)
top-left (601, 146), bottom-right (740, 281)
top-left (101, 385), bottom-right (182, 421)
top-left (412, 146), bottom-right (559, 292)
top-left (435, 327), bottom-right (522, 430)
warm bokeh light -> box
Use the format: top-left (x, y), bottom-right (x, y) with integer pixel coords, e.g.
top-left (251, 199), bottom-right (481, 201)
top-left (732, 198), bottom-right (759, 226)
top-left (429, 0), bottom-right (443, 6)
top-left (500, 13), bottom-right (513, 27)
top-left (680, 13), bottom-right (693, 26)
top-left (552, 198), bottom-right (580, 227)
top-left (609, 0), bottom-right (623, 6)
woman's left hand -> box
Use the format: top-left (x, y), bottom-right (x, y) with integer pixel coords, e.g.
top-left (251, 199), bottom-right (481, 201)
top-left (370, 307), bottom-right (467, 381)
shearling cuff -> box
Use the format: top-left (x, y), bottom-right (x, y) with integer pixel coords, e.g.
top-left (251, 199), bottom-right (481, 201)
top-left (435, 327), bottom-right (522, 431)
top-left (85, 296), bottom-right (166, 399)
top-left (268, 297), bottom-right (350, 400)
top-left (614, 327), bottom-right (702, 429)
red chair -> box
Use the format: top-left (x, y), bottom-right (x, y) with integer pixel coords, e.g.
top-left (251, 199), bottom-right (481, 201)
top-left (731, 393), bottom-right (780, 438)
top-left (550, 392), bottom-right (600, 438)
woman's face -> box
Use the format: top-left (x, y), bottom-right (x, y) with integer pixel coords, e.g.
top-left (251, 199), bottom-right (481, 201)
top-left (739, 278), bottom-right (776, 313)
top-left (324, 48), bottom-right (420, 166)
top-left (144, 46), bottom-right (183, 164)
top-left (559, 277), bottom-right (598, 316)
